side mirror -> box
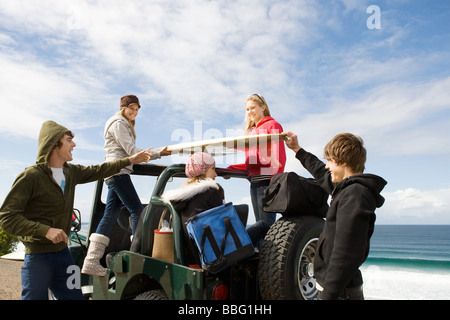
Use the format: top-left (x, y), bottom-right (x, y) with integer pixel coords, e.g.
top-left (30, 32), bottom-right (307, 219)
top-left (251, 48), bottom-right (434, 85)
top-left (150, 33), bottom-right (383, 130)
top-left (71, 208), bottom-right (81, 233)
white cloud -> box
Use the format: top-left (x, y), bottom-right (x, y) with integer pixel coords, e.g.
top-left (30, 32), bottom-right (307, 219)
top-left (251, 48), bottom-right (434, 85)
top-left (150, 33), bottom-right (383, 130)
top-left (3, 0), bottom-right (448, 142)
top-left (0, 0), bottom-right (325, 133)
top-left (0, 158), bottom-right (28, 173)
top-left (0, 52), bottom-right (109, 141)
top-left (377, 187), bottom-right (450, 223)
top-left (282, 75), bottom-right (450, 158)
top-left (1, 1), bottom-right (449, 226)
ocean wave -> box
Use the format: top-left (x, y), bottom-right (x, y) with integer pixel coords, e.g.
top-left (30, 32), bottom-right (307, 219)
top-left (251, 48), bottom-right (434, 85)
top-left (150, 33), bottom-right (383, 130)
top-left (361, 265), bottom-right (450, 299)
top-left (365, 256), bottom-right (450, 270)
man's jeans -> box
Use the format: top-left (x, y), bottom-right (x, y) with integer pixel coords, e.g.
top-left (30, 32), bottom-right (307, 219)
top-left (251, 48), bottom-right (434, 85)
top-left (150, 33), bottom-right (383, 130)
top-left (96, 174), bottom-right (144, 236)
top-left (21, 247), bottom-right (83, 300)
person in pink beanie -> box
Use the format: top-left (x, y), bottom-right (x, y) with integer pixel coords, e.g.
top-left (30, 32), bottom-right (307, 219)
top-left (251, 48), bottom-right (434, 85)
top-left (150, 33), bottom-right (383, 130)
top-left (161, 152), bottom-right (224, 266)
top-left (184, 151), bottom-right (216, 181)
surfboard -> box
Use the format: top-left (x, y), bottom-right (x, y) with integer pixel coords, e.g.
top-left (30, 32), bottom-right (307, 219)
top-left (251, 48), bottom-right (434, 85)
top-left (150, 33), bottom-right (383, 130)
top-left (0, 250), bottom-right (25, 261)
top-left (155, 133), bottom-right (286, 156)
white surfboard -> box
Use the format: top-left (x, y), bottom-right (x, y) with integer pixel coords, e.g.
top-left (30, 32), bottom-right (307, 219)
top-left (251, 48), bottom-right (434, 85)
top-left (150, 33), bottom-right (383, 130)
top-left (1, 250), bottom-right (25, 261)
top-left (155, 133), bottom-right (286, 156)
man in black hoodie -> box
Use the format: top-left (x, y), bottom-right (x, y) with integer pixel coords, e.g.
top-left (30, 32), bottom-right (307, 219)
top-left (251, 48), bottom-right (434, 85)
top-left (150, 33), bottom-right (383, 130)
top-left (283, 131), bottom-right (387, 300)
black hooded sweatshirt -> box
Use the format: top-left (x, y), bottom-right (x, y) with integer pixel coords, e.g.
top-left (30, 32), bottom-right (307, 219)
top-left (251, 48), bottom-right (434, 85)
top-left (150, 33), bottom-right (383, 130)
top-left (296, 148), bottom-right (387, 300)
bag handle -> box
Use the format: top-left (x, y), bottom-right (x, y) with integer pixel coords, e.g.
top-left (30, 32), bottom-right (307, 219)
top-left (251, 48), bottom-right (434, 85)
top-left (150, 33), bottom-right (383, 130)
top-left (199, 217), bottom-right (243, 265)
top-left (157, 207), bottom-right (171, 230)
top-left (220, 217), bottom-right (242, 251)
top-left (200, 225), bottom-right (221, 261)
top-left (261, 182), bottom-right (281, 205)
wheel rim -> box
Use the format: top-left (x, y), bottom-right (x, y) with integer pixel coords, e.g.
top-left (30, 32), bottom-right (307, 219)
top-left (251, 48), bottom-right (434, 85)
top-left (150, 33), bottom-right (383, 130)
top-left (297, 237), bottom-right (318, 300)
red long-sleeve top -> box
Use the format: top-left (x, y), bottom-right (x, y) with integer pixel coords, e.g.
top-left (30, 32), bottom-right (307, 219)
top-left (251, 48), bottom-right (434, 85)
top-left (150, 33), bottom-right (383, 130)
top-left (228, 116), bottom-right (286, 177)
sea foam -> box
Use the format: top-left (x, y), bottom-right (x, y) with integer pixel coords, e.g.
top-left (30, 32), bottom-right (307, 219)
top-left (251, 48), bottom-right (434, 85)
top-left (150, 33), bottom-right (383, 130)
top-left (361, 264), bottom-right (450, 300)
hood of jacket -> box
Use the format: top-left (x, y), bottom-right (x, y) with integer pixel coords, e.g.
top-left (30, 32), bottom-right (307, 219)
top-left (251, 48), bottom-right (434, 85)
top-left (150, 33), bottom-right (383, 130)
top-left (104, 114), bottom-right (129, 137)
top-left (334, 173), bottom-right (387, 208)
top-left (36, 120), bottom-right (71, 165)
top-left (253, 116), bottom-right (276, 131)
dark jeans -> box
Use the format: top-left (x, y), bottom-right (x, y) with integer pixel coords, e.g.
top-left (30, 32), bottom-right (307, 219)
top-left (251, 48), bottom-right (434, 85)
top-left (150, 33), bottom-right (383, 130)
top-left (246, 181), bottom-right (276, 247)
top-left (21, 247), bottom-right (83, 300)
top-left (96, 174), bottom-right (143, 236)
top-left (338, 285), bottom-right (364, 300)
top-left (317, 285), bottom-right (365, 300)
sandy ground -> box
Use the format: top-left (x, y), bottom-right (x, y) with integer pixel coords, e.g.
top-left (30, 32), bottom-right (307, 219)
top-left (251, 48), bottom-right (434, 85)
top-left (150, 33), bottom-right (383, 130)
top-left (0, 258), bottom-right (23, 300)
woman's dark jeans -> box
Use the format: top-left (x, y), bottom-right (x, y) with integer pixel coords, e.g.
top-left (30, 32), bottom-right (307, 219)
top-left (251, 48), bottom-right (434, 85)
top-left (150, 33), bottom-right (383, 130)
top-left (246, 181), bottom-right (276, 247)
top-left (96, 174), bottom-right (143, 236)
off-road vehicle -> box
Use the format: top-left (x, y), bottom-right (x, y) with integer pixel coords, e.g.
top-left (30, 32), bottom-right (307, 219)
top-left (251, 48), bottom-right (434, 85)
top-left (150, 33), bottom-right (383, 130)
top-left (68, 163), bottom-right (324, 300)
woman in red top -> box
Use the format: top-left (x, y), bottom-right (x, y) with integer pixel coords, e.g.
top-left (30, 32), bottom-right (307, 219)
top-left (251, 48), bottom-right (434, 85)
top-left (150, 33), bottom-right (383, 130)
top-left (229, 94), bottom-right (286, 246)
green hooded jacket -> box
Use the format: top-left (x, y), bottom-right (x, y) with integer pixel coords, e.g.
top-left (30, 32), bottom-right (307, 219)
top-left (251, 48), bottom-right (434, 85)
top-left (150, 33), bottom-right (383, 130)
top-left (0, 120), bottom-right (131, 254)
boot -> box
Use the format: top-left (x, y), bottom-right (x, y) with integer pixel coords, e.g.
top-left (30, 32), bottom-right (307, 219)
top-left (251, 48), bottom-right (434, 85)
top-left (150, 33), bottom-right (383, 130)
top-left (81, 233), bottom-right (110, 276)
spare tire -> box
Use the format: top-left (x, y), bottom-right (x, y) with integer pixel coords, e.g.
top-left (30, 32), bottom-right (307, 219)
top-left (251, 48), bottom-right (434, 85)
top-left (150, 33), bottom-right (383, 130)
top-left (134, 289), bottom-right (168, 300)
top-left (258, 215), bottom-right (324, 300)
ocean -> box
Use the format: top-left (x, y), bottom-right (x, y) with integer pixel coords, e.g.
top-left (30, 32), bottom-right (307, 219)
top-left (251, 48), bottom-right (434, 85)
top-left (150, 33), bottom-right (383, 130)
top-left (16, 224), bottom-right (448, 300)
top-left (361, 225), bottom-right (450, 300)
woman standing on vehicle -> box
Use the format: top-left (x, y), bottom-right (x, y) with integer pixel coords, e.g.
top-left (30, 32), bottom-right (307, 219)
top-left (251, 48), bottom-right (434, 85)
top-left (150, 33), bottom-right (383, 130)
top-left (228, 94), bottom-right (286, 245)
top-left (82, 95), bottom-right (169, 276)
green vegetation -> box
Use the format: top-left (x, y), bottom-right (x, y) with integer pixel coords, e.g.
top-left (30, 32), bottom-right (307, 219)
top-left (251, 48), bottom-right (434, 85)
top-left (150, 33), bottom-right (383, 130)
top-left (0, 229), bottom-right (20, 255)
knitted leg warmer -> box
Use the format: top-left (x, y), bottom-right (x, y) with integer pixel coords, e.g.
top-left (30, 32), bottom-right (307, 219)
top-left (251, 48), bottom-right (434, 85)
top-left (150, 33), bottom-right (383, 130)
top-left (81, 233), bottom-right (110, 276)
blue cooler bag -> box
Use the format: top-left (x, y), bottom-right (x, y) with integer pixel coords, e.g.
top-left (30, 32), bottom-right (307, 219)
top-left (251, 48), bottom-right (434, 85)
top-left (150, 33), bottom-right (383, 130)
top-left (186, 202), bottom-right (254, 273)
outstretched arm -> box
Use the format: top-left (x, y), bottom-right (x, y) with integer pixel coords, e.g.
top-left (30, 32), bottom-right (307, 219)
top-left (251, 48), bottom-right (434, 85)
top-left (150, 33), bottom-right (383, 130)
top-left (283, 131), bottom-right (334, 194)
top-left (282, 131), bottom-right (301, 153)
top-left (129, 149), bottom-right (153, 164)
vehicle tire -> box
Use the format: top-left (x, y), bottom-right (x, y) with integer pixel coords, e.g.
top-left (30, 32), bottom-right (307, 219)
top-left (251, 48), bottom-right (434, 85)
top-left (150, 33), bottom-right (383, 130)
top-left (258, 215), bottom-right (324, 300)
top-left (133, 289), bottom-right (168, 300)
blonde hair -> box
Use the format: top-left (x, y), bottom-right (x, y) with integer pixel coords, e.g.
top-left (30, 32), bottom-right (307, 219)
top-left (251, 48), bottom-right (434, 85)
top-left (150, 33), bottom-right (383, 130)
top-left (244, 94), bottom-right (271, 134)
top-left (186, 174), bottom-right (208, 185)
top-left (116, 108), bottom-right (137, 139)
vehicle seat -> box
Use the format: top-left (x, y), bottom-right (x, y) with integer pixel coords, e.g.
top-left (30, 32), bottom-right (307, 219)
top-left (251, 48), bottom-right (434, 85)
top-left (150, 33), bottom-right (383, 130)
top-left (109, 203), bottom-right (248, 267)
top-left (104, 205), bottom-right (146, 267)
top-left (129, 205), bottom-right (170, 255)
top-left (233, 204), bottom-right (249, 227)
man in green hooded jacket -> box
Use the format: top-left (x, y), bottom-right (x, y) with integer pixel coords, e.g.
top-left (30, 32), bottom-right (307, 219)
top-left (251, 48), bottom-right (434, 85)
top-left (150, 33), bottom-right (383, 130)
top-left (0, 120), bottom-right (152, 300)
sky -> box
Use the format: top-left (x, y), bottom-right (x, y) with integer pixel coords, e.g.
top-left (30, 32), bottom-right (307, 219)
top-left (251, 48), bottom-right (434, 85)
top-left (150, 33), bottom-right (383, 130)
top-left (0, 0), bottom-right (449, 225)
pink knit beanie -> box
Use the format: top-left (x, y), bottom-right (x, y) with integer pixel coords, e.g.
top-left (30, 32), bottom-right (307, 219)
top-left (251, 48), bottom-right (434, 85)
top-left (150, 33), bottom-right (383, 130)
top-left (185, 152), bottom-right (215, 178)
